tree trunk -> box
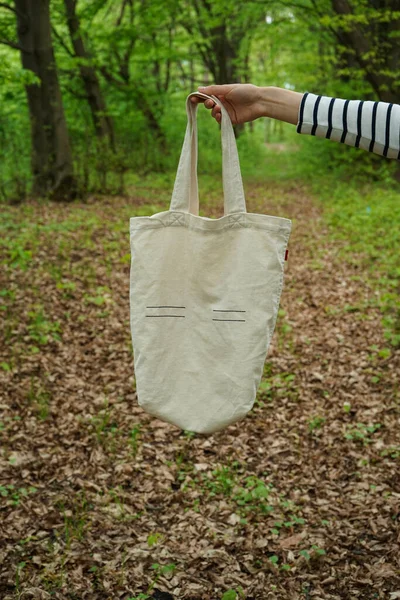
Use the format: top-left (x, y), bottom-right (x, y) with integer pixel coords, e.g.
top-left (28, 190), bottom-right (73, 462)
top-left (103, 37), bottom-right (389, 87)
top-left (64, 0), bottom-right (115, 149)
top-left (15, 0), bottom-right (76, 200)
top-left (331, 0), bottom-right (400, 103)
top-left (206, 22), bottom-right (244, 137)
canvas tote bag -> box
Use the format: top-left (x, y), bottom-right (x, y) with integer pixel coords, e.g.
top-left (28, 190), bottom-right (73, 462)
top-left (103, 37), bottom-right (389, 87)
top-left (129, 91), bottom-right (291, 434)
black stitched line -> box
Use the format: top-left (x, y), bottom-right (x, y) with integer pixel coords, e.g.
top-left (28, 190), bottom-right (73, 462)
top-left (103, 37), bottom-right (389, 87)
top-left (296, 92), bottom-right (308, 134)
top-left (212, 319), bottom-right (246, 322)
top-left (213, 310), bottom-right (246, 313)
top-left (146, 306), bottom-right (186, 309)
top-left (340, 100), bottom-right (350, 144)
top-left (326, 97), bottom-right (335, 139)
top-left (311, 95), bottom-right (322, 136)
top-left (369, 101), bottom-right (378, 152)
top-left (146, 315), bottom-right (185, 318)
top-left (355, 101), bottom-right (364, 147)
top-left (383, 103), bottom-right (393, 157)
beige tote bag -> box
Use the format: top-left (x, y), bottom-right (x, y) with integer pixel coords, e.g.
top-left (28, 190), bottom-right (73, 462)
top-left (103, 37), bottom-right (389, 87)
top-left (129, 92), bottom-right (291, 434)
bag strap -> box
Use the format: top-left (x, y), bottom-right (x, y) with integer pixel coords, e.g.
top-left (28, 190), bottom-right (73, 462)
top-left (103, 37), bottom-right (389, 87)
top-left (170, 92), bottom-right (247, 216)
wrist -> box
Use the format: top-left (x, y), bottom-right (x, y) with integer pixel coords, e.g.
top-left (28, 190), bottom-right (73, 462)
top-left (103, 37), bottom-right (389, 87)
top-left (258, 86), bottom-right (279, 118)
top-left (259, 86), bottom-right (303, 125)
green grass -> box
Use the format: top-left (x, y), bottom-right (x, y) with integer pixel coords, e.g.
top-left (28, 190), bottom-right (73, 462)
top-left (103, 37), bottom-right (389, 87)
top-left (318, 180), bottom-right (400, 346)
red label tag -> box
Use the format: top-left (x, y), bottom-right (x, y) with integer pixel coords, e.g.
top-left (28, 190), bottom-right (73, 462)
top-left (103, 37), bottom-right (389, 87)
top-left (285, 249), bottom-right (289, 261)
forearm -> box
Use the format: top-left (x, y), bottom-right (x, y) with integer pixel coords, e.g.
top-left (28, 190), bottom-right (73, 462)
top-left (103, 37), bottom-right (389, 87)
top-left (297, 92), bottom-right (400, 158)
top-left (261, 87), bottom-right (400, 159)
top-left (259, 86), bottom-right (304, 125)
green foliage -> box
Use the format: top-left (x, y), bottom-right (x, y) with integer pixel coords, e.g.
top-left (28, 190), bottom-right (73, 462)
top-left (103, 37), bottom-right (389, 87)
top-left (1, 0), bottom-right (398, 198)
top-left (345, 422), bottom-right (382, 445)
top-left (27, 379), bottom-right (51, 420)
top-left (129, 424), bottom-right (142, 456)
top-left (0, 46), bottom-right (31, 201)
top-left (151, 563), bottom-right (176, 577)
top-left (0, 484), bottom-right (37, 506)
top-left (27, 308), bottom-right (62, 346)
top-left (270, 514), bottom-right (305, 535)
top-left (147, 533), bottom-right (163, 547)
top-left (57, 492), bottom-right (92, 546)
top-left (15, 561), bottom-right (27, 591)
top-left (221, 589), bottom-right (246, 600)
top-left (233, 476), bottom-right (274, 512)
top-left (184, 460), bottom-right (307, 533)
top-left (89, 403), bottom-right (118, 447)
top-left (221, 592), bottom-right (237, 600)
top-left (343, 402), bottom-right (352, 414)
top-left (200, 464), bottom-right (274, 513)
top-left (381, 446), bottom-right (400, 460)
top-left (308, 416), bottom-right (326, 432)
top-left (319, 180), bottom-right (400, 346)
top-left (148, 563), bottom-right (177, 592)
top-left (296, 133), bottom-right (398, 185)
top-left (299, 545), bottom-right (326, 561)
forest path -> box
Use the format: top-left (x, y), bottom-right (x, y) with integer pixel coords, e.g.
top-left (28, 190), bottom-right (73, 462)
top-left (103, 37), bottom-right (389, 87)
top-left (0, 183), bottom-right (399, 599)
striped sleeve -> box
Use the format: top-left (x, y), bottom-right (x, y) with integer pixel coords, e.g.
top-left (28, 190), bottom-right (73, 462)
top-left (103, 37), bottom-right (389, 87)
top-left (297, 92), bottom-right (400, 159)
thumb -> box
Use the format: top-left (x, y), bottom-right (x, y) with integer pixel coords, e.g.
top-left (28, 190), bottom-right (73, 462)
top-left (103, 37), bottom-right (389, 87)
top-left (198, 84), bottom-right (234, 97)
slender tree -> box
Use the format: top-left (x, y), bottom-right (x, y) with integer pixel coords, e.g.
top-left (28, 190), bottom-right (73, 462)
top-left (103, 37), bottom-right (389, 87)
top-left (97, 0), bottom-right (173, 149)
top-left (63, 0), bottom-right (115, 149)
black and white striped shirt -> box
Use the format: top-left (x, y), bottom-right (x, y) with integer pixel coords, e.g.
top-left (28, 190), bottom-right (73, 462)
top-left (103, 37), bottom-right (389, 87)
top-left (297, 92), bottom-right (400, 159)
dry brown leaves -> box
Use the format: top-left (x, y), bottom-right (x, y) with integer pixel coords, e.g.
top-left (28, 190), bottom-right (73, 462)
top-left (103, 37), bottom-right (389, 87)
top-left (0, 183), bottom-right (399, 599)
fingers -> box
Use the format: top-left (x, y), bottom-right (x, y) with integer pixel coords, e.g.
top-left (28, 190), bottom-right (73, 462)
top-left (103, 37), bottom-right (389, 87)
top-left (211, 103), bottom-right (222, 123)
top-left (190, 97), bottom-right (217, 109)
top-left (190, 97), bottom-right (217, 110)
top-left (189, 94), bottom-right (222, 122)
top-left (203, 99), bottom-right (221, 123)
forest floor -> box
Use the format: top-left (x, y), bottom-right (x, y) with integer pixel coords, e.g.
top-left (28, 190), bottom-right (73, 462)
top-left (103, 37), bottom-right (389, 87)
top-left (0, 180), bottom-right (399, 600)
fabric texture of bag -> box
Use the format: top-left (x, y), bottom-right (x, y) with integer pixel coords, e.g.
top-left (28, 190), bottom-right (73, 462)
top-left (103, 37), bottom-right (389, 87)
top-left (129, 92), bottom-right (291, 434)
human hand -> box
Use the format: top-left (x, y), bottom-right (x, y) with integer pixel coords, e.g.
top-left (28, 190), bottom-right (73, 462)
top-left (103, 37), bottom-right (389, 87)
top-left (190, 83), bottom-right (267, 125)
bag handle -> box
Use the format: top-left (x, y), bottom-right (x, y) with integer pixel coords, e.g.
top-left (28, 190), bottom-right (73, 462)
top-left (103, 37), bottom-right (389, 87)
top-left (170, 92), bottom-right (247, 216)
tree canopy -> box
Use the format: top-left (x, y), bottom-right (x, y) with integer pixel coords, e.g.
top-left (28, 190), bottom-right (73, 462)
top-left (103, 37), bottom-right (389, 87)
top-left (0, 0), bottom-right (399, 200)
